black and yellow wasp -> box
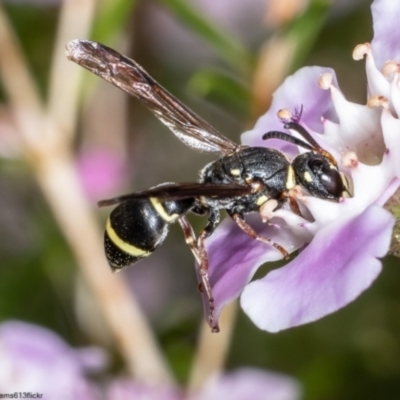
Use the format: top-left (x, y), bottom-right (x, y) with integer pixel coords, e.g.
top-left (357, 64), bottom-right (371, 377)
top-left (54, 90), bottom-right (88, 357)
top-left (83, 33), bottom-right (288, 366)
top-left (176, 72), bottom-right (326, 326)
top-left (66, 40), bottom-right (351, 331)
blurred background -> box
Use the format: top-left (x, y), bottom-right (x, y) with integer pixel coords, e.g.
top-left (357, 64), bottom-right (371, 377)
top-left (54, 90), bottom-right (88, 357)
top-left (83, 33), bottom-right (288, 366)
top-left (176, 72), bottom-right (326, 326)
top-left (0, 0), bottom-right (400, 399)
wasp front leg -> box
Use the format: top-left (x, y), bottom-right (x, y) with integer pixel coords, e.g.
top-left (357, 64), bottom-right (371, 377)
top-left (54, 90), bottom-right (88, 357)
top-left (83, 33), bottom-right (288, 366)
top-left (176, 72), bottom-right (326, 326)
top-left (286, 185), bottom-right (304, 217)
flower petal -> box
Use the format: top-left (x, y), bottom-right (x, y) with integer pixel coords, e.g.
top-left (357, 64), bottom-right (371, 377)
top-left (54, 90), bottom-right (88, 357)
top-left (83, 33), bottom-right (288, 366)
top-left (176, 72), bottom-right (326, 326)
top-left (195, 368), bottom-right (301, 400)
top-left (241, 66), bottom-right (338, 150)
top-left (381, 108), bottom-right (400, 178)
top-left (320, 78), bottom-right (384, 163)
top-left (201, 215), bottom-right (304, 328)
top-left (77, 148), bottom-right (126, 201)
top-left (107, 379), bottom-right (180, 400)
top-left (371, 0), bottom-right (400, 69)
top-left (240, 205), bottom-right (394, 332)
top-left (0, 321), bottom-right (101, 399)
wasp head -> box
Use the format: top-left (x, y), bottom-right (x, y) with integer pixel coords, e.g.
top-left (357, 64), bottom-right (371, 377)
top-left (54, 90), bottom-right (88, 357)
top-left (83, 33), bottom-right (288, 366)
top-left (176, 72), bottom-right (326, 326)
top-left (292, 152), bottom-right (352, 200)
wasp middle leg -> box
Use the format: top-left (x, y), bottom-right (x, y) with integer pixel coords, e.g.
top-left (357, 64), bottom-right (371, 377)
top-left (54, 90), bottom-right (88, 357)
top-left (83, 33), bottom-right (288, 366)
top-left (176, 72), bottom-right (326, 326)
top-left (229, 211), bottom-right (290, 260)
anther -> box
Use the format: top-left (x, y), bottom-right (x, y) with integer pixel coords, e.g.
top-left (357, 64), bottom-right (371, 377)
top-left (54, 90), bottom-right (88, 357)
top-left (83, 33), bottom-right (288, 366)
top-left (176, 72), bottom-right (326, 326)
top-left (352, 43), bottom-right (371, 60)
top-left (382, 60), bottom-right (400, 77)
top-left (319, 73), bottom-right (333, 90)
top-left (277, 108), bottom-right (292, 121)
top-left (367, 95), bottom-right (389, 109)
top-left (342, 151), bottom-right (358, 168)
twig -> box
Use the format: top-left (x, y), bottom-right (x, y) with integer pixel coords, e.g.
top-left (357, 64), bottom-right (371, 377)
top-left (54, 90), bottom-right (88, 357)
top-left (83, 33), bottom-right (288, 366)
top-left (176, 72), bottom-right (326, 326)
top-left (34, 151), bottom-right (173, 383)
top-left (0, 3), bottom-right (173, 384)
top-left (47, 0), bottom-right (97, 145)
top-left (187, 300), bottom-right (238, 392)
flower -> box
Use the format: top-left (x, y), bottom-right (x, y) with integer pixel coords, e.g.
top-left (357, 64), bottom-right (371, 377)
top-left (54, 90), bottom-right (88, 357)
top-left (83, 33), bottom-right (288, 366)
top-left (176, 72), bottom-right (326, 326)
top-left (77, 148), bottom-right (127, 202)
top-left (193, 368), bottom-right (301, 400)
top-left (107, 379), bottom-right (182, 400)
top-left (202, 0), bottom-right (399, 333)
top-left (107, 368), bottom-right (301, 400)
top-left (0, 320), bottom-right (105, 399)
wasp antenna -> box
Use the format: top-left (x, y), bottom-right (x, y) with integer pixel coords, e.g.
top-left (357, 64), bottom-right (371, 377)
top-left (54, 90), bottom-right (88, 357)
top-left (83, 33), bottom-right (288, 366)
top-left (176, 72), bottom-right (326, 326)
top-left (283, 122), bottom-right (338, 166)
top-left (283, 122), bottom-right (321, 149)
top-left (263, 131), bottom-right (315, 152)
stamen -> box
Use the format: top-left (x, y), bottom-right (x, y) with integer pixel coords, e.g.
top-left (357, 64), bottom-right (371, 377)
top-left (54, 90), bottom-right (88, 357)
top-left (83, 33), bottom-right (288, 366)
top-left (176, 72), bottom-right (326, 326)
top-left (319, 73), bottom-right (333, 90)
top-left (319, 74), bottom-right (346, 103)
top-left (390, 73), bottom-right (400, 118)
top-left (353, 42), bottom-right (390, 105)
top-left (382, 60), bottom-right (400, 77)
top-left (352, 43), bottom-right (371, 60)
top-left (277, 108), bottom-right (292, 121)
top-left (342, 151), bottom-right (358, 168)
top-left (367, 95), bottom-right (389, 109)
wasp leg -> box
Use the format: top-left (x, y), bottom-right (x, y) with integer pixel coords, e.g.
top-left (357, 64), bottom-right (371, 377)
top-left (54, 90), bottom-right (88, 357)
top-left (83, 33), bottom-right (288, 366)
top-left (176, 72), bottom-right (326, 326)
top-left (286, 185), bottom-right (304, 217)
top-left (178, 214), bottom-right (219, 333)
top-left (178, 216), bottom-right (201, 264)
top-left (197, 208), bottom-right (220, 333)
top-left (288, 196), bottom-right (301, 216)
top-left (229, 212), bottom-right (290, 260)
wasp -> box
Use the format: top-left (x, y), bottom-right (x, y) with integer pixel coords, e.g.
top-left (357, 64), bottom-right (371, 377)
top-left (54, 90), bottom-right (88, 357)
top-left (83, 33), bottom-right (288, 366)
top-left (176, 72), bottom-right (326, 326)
top-left (66, 40), bottom-right (352, 332)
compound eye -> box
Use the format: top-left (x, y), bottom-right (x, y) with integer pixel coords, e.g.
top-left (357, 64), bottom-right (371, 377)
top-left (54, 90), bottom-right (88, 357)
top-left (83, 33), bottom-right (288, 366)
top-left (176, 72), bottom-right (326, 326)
top-left (319, 169), bottom-right (344, 197)
top-left (308, 158), bottom-right (344, 198)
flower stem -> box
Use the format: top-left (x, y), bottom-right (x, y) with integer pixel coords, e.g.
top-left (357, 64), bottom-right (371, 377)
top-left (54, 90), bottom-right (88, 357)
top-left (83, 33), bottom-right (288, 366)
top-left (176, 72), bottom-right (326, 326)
top-left (35, 152), bottom-right (174, 383)
top-left (187, 300), bottom-right (238, 392)
top-left (0, 3), bottom-right (174, 384)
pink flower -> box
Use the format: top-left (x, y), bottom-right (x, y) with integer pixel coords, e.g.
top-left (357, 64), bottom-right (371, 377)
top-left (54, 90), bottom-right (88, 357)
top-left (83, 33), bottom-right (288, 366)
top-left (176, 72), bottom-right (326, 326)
top-left (77, 148), bottom-right (126, 202)
top-left (107, 368), bottom-right (301, 400)
top-left (203, 0), bottom-right (399, 332)
top-left (193, 369), bottom-right (301, 400)
top-left (0, 321), bottom-right (105, 399)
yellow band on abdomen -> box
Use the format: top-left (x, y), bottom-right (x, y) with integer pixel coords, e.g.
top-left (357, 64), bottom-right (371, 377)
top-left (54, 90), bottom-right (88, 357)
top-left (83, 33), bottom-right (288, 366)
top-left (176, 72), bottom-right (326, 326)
top-left (149, 197), bottom-right (178, 222)
top-left (106, 218), bottom-right (149, 256)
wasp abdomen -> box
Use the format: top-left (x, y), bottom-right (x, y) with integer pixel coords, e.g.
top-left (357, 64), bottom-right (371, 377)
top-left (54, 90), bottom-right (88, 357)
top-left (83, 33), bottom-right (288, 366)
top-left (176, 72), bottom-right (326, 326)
top-left (105, 197), bottom-right (195, 271)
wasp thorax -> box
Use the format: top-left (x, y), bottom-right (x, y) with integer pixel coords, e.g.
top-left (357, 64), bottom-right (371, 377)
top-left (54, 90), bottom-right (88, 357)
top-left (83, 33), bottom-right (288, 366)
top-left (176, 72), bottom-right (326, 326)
top-left (292, 152), bottom-right (347, 200)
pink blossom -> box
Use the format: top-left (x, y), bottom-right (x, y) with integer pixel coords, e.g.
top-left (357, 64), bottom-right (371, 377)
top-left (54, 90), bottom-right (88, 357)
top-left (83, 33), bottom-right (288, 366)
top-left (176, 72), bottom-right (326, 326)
top-left (77, 148), bottom-right (126, 201)
top-left (203, 0), bottom-right (398, 332)
top-left (0, 321), bottom-right (105, 399)
top-left (107, 368), bottom-right (301, 400)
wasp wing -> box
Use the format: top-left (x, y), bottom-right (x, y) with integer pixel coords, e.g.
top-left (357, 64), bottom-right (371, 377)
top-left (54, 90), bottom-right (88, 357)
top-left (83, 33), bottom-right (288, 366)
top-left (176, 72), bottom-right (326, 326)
top-left (66, 39), bottom-right (239, 155)
top-left (98, 182), bottom-right (251, 207)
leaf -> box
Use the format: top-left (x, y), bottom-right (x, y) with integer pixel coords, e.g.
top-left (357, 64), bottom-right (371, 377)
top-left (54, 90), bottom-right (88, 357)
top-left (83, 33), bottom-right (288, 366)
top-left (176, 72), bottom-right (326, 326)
top-left (188, 68), bottom-right (250, 118)
top-left (158, 0), bottom-right (254, 76)
top-left (92, 0), bottom-right (138, 44)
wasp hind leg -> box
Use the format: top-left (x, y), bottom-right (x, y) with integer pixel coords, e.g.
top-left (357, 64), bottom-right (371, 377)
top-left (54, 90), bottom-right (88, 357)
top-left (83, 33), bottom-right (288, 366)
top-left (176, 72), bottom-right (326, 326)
top-left (229, 211), bottom-right (290, 260)
top-left (197, 208), bottom-right (220, 332)
top-left (178, 215), bottom-right (219, 333)
top-left (178, 216), bottom-right (201, 264)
